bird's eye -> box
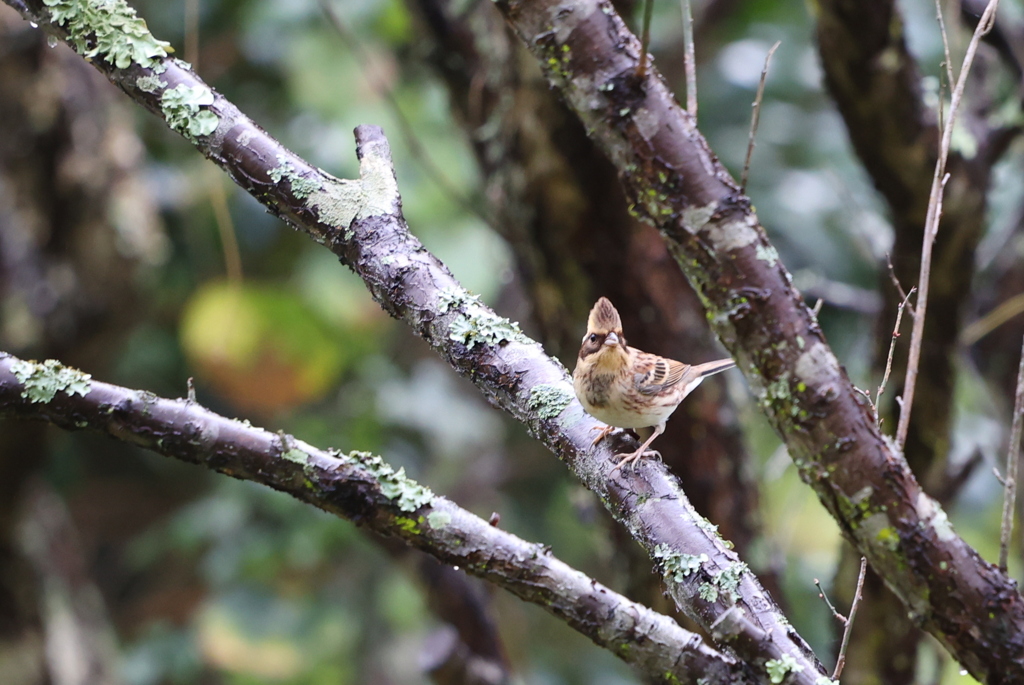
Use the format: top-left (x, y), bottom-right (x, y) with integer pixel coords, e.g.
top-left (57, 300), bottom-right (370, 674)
top-left (588, 333), bottom-right (599, 343)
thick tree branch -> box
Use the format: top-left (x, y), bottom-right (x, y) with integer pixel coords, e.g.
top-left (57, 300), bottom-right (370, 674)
top-left (0, 0), bottom-right (821, 678)
top-left (0, 352), bottom-right (753, 685)
top-left (488, 0), bottom-right (1024, 681)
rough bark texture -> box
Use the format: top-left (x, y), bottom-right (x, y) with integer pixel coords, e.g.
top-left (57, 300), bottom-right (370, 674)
top-left (486, 0), bottom-right (1024, 681)
top-left (0, 352), bottom-right (755, 685)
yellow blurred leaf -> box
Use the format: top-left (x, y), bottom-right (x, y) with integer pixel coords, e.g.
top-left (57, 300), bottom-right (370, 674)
top-left (180, 281), bottom-right (348, 413)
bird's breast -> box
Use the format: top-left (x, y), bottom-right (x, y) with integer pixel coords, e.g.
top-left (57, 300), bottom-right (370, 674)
top-left (574, 370), bottom-right (678, 429)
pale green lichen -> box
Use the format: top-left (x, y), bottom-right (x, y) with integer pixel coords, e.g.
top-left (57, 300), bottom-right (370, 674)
top-left (527, 383), bottom-right (574, 420)
top-left (755, 244), bottom-right (779, 267)
top-left (10, 358), bottom-right (91, 403)
top-left (135, 74), bottom-right (167, 94)
top-left (438, 287), bottom-right (529, 350)
top-left (160, 84), bottom-right (219, 141)
top-left (652, 544), bottom-right (707, 583)
top-left (300, 155), bottom-right (397, 240)
top-left (697, 561), bottom-right (748, 604)
top-left (694, 517), bottom-right (734, 549)
top-left (43, 0), bottom-right (171, 69)
top-left (698, 582), bottom-right (719, 603)
top-left (426, 510), bottom-right (451, 529)
top-left (765, 655), bottom-right (803, 684)
top-left (713, 561), bottom-right (748, 604)
top-left (449, 311), bottom-right (527, 349)
top-left (347, 451), bottom-right (433, 513)
top-left (438, 286), bottom-right (482, 313)
top-left (281, 447), bottom-right (309, 464)
top-left (437, 286), bottom-right (530, 351)
top-left (815, 677), bottom-right (838, 685)
top-left (268, 155), bottom-right (322, 200)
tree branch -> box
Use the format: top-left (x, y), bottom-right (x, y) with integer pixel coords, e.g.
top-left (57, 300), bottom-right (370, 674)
top-left (0, 352), bottom-right (754, 685)
top-left (0, 0), bottom-right (822, 678)
top-left (488, 0), bottom-right (1024, 680)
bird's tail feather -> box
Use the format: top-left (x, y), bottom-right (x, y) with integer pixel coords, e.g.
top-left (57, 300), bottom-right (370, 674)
top-left (694, 358), bottom-right (735, 377)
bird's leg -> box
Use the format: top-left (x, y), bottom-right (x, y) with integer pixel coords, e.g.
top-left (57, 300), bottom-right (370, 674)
top-left (612, 424), bottom-right (664, 471)
top-left (590, 424), bottom-right (617, 446)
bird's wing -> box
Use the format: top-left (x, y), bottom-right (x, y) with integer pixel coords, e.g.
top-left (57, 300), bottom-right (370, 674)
top-left (632, 351), bottom-right (695, 395)
top-left (633, 353), bottom-right (734, 396)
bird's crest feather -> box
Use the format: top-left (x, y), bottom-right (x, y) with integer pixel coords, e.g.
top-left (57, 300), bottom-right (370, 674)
top-left (588, 297), bottom-right (622, 333)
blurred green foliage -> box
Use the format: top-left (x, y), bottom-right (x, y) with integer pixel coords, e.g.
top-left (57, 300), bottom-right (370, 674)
top-left (32, 0), bottom-right (1024, 683)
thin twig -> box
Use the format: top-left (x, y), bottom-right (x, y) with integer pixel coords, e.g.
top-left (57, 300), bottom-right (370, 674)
top-left (811, 298), bottom-right (824, 317)
top-left (680, 0), bottom-right (697, 116)
top-left (895, 0), bottom-right (1000, 452)
top-left (1000, 336), bottom-right (1024, 571)
top-left (814, 578), bottom-right (847, 624)
top-left (833, 557), bottom-right (868, 681)
top-left (885, 253), bottom-right (915, 319)
top-left (935, 0), bottom-right (956, 89)
top-left (875, 286), bottom-right (916, 424)
top-left (740, 41), bottom-right (780, 193)
top-left (317, 0), bottom-right (491, 226)
top-left (636, 0), bottom-right (655, 78)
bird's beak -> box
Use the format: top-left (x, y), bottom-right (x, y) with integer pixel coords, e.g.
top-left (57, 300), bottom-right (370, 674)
top-left (604, 332), bottom-right (620, 347)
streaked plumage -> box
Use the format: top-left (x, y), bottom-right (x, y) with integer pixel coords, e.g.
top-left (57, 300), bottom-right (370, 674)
top-left (572, 297), bottom-right (735, 470)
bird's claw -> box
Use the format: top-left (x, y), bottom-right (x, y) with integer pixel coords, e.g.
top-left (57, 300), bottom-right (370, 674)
top-left (610, 448), bottom-right (660, 473)
top-left (590, 424), bottom-right (616, 447)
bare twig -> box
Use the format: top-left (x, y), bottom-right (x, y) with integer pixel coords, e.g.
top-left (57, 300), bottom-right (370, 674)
top-left (935, 0), bottom-right (956, 89)
top-left (636, 0), bottom-right (655, 78)
top-left (875, 287), bottom-right (916, 424)
top-left (885, 253), bottom-right (915, 319)
top-left (833, 558), bottom-right (868, 681)
top-left (813, 578), bottom-right (847, 624)
top-left (741, 41), bottom-right (780, 193)
top-left (1000, 336), bottom-right (1024, 571)
top-left (895, 0), bottom-right (1000, 451)
top-left (680, 0), bottom-right (697, 116)
top-left (811, 298), bottom-right (824, 317)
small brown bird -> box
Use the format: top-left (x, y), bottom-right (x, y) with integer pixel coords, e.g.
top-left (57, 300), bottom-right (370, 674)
top-left (572, 297), bottom-right (735, 470)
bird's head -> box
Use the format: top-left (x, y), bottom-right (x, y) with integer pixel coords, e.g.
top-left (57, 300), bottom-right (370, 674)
top-left (578, 297), bottom-right (629, 369)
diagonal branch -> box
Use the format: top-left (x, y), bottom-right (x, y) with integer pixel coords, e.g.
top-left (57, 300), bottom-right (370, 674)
top-left (1, 0), bottom-right (822, 678)
top-left (0, 352), bottom-right (749, 685)
top-left (488, 0), bottom-right (1024, 681)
